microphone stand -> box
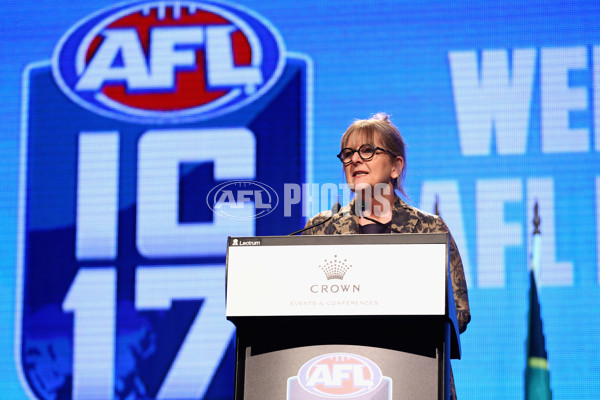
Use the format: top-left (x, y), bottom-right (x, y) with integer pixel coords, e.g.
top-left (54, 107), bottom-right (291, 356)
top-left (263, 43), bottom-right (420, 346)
top-left (287, 203), bottom-right (341, 236)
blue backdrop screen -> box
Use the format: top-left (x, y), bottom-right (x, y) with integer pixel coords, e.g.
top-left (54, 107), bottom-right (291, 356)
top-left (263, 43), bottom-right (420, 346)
top-left (0, 1), bottom-right (598, 399)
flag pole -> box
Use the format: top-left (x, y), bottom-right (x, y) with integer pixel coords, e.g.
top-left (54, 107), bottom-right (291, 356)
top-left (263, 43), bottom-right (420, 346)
top-left (525, 200), bottom-right (552, 400)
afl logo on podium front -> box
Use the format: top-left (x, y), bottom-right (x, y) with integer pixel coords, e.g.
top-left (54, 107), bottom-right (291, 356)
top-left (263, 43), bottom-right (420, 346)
top-left (52, 0), bottom-right (285, 123)
top-left (287, 353), bottom-right (392, 399)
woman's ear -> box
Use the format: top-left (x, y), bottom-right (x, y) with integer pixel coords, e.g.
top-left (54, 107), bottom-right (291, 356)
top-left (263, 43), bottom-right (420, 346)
top-left (391, 156), bottom-right (404, 179)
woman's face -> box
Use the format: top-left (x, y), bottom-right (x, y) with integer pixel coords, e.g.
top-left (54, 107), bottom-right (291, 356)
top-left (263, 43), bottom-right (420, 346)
top-left (342, 131), bottom-right (404, 194)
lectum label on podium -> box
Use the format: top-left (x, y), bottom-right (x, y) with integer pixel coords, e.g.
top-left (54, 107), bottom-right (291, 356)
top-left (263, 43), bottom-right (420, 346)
top-left (226, 234), bottom-right (448, 317)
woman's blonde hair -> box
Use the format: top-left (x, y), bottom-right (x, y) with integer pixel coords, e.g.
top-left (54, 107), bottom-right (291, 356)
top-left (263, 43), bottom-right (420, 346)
top-left (340, 113), bottom-right (407, 198)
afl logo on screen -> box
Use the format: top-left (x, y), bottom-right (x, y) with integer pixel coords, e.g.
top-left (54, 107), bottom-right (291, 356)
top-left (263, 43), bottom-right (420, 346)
top-left (298, 353), bottom-right (383, 398)
top-left (52, 0), bottom-right (285, 123)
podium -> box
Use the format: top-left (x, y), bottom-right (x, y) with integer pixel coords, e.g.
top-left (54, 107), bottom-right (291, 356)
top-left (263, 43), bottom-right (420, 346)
top-left (226, 233), bottom-right (461, 400)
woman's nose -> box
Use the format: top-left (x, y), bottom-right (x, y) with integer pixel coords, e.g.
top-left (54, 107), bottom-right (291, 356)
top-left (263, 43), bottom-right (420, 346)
top-left (351, 150), bottom-right (362, 164)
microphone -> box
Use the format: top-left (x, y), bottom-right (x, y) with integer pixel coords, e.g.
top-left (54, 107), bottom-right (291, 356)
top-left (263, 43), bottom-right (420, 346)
top-left (288, 203), bottom-right (341, 235)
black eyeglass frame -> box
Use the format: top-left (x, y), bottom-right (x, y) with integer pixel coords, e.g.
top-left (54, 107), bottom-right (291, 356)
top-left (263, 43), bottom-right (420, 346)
top-left (336, 143), bottom-right (395, 165)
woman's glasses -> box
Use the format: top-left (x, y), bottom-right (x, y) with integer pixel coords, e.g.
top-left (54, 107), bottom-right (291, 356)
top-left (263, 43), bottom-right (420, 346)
top-left (337, 144), bottom-right (393, 165)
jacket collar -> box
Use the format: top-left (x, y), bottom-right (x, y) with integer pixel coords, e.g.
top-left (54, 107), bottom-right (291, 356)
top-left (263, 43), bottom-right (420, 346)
top-left (329, 196), bottom-right (418, 234)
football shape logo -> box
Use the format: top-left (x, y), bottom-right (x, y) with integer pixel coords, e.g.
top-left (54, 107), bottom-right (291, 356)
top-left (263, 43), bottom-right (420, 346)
top-left (297, 353), bottom-right (383, 398)
top-left (52, 0), bottom-right (285, 122)
top-left (206, 180), bottom-right (279, 219)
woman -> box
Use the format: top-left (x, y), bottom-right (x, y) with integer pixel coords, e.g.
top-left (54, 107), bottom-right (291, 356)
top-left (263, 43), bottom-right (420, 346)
top-left (303, 113), bottom-right (471, 399)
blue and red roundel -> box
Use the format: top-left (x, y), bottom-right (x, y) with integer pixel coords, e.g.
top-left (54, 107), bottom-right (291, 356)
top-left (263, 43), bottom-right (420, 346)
top-left (52, 0), bottom-right (285, 123)
top-left (298, 353), bottom-right (384, 398)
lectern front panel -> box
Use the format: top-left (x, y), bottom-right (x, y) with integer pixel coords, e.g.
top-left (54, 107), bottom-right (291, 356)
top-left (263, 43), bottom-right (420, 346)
top-left (226, 234), bottom-right (452, 400)
top-left (243, 344), bottom-right (437, 400)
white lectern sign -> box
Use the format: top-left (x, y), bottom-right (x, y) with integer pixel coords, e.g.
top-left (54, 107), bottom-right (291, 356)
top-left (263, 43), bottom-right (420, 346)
top-left (226, 233), bottom-right (449, 317)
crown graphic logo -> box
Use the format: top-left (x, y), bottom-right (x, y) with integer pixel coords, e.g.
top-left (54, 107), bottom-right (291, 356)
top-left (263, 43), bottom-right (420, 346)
top-left (318, 255), bottom-right (352, 280)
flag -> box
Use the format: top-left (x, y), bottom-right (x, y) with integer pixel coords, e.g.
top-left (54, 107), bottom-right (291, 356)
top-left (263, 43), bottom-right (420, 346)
top-left (525, 202), bottom-right (552, 400)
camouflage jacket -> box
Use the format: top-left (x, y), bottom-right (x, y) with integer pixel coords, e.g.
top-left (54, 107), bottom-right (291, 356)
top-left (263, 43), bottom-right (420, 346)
top-left (303, 196), bottom-right (471, 333)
